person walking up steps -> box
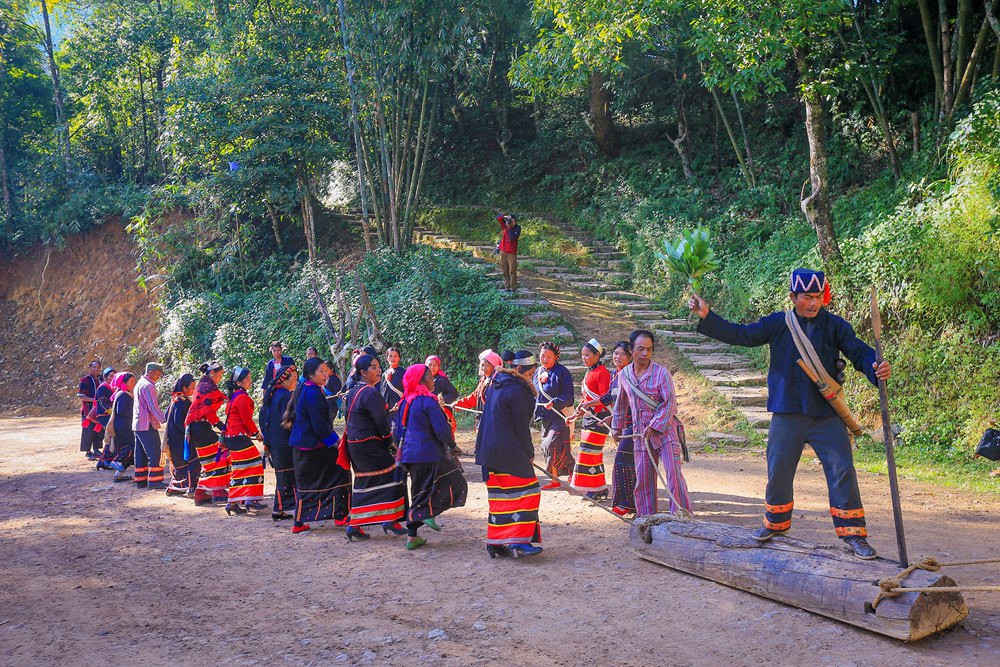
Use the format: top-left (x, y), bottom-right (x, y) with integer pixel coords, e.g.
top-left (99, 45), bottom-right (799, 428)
top-left (689, 268), bottom-right (891, 560)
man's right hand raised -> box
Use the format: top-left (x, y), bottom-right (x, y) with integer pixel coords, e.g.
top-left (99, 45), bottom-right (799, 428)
top-left (688, 293), bottom-right (710, 319)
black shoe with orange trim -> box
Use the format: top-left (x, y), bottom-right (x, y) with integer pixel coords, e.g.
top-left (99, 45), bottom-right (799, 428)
top-left (751, 525), bottom-right (788, 542)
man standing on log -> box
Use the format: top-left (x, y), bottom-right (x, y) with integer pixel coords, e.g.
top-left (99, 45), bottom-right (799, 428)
top-left (689, 269), bottom-right (890, 560)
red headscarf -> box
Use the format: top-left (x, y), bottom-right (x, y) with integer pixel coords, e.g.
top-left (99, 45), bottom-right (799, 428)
top-left (424, 355), bottom-right (447, 378)
top-left (403, 364), bottom-right (436, 403)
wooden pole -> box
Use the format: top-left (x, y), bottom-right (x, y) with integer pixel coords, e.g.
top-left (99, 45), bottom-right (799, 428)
top-left (871, 288), bottom-right (909, 567)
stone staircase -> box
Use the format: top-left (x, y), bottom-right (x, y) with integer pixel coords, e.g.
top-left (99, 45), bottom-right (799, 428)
top-left (413, 221), bottom-right (770, 442)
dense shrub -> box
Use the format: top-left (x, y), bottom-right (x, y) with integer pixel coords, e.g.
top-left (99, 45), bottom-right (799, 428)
top-left (157, 246), bottom-right (522, 396)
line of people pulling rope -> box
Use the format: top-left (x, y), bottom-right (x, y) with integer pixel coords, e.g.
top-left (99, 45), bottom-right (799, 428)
top-left (75, 329), bottom-right (695, 559)
top-left (77, 267), bottom-right (896, 561)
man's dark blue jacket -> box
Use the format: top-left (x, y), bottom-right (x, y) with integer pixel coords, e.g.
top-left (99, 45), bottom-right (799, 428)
top-left (697, 307), bottom-right (879, 418)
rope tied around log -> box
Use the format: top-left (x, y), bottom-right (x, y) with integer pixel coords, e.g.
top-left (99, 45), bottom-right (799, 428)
top-left (872, 556), bottom-right (1000, 609)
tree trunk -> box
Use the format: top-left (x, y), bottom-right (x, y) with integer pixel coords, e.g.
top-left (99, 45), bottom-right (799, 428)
top-left (795, 48), bottom-right (841, 265)
top-left (588, 71), bottom-right (620, 158)
top-left (911, 111), bottom-right (921, 154)
top-left (0, 144), bottom-right (11, 225)
top-left (957, 0), bottom-right (973, 84)
top-left (986, 1), bottom-right (1000, 77)
top-left (666, 96), bottom-right (694, 180)
top-left (917, 0), bottom-right (945, 116)
top-left (264, 201), bottom-right (285, 252)
top-left (333, 0), bottom-right (373, 253)
top-left (940, 0), bottom-right (954, 117)
top-left (709, 87), bottom-right (754, 188)
top-left (731, 89), bottom-right (755, 178)
top-left (953, 17), bottom-right (991, 112)
top-left (39, 0), bottom-right (70, 171)
top-left (843, 23), bottom-right (903, 179)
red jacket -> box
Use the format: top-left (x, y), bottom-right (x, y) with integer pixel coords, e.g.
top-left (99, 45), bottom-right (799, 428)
top-left (224, 390), bottom-right (260, 438)
top-left (497, 217), bottom-right (521, 254)
top-left (582, 364), bottom-right (612, 414)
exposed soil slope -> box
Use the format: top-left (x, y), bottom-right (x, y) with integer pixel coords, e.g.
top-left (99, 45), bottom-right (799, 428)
top-left (0, 221), bottom-right (159, 415)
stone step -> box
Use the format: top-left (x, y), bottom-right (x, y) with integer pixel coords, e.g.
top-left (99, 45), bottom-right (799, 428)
top-left (523, 311), bottom-right (563, 325)
top-left (528, 326), bottom-right (574, 343)
top-left (688, 353), bottom-right (754, 370)
top-left (701, 369), bottom-right (767, 387)
top-left (598, 291), bottom-right (649, 303)
top-left (592, 271), bottom-right (632, 282)
top-left (590, 244), bottom-right (618, 253)
top-left (518, 258), bottom-right (557, 267)
top-left (736, 408), bottom-right (772, 427)
top-left (531, 264), bottom-right (566, 276)
top-left (627, 308), bottom-right (669, 317)
top-left (674, 342), bottom-right (731, 354)
top-left (507, 298), bottom-right (551, 309)
top-left (591, 251), bottom-right (625, 260)
top-left (704, 432), bottom-right (748, 445)
top-left (655, 330), bottom-right (706, 344)
top-left (754, 427), bottom-right (771, 439)
top-left (550, 272), bottom-right (589, 281)
top-left (715, 387), bottom-right (769, 407)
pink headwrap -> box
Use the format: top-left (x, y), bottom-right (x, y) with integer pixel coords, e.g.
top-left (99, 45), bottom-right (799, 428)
top-left (479, 349), bottom-right (503, 369)
top-left (424, 355), bottom-right (447, 378)
top-left (403, 364), bottom-right (436, 403)
top-left (110, 371), bottom-right (134, 400)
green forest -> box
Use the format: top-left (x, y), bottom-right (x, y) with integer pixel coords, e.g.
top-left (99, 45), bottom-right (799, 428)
top-left (2, 1), bottom-right (1000, 479)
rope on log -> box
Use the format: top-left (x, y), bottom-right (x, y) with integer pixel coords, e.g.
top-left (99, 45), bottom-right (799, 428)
top-left (872, 555), bottom-right (1000, 608)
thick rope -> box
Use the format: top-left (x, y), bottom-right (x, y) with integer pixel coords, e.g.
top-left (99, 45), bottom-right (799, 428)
top-left (872, 555), bottom-right (1000, 608)
top-left (531, 461), bottom-right (634, 525)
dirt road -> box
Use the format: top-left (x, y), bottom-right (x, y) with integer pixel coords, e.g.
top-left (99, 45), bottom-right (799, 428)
top-left (1, 417), bottom-right (999, 666)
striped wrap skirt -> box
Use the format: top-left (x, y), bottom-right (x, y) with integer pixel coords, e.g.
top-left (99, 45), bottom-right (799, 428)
top-left (225, 435), bottom-right (265, 503)
top-left (484, 470), bottom-right (541, 546)
top-left (190, 422), bottom-right (230, 493)
top-left (570, 417), bottom-right (609, 492)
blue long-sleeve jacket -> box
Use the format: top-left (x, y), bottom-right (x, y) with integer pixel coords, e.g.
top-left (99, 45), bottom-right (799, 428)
top-left (289, 381), bottom-right (338, 450)
top-left (532, 362), bottom-right (574, 427)
top-left (396, 395), bottom-right (455, 464)
top-left (697, 308), bottom-right (878, 418)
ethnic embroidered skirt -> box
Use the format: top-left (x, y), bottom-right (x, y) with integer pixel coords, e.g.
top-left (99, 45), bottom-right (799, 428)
top-left (349, 464), bottom-right (406, 526)
top-left (166, 430), bottom-right (200, 494)
top-left (293, 446), bottom-right (351, 524)
top-left (99, 430), bottom-right (134, 469)
top-left (225, 435), bottom-right (265, 503)
top-left (611, 427), bottom-right (636, 512)
top-left (485, 471), bottom-right (541, 546)
top-left (348, 437), bottom-right (406, 526)
top-left (269, 446), bottom-right (296, 514)
top-left (404, 455), bottom-right (468, 524)
top-left (540, 422), bottom-right (574, 477)
top-left (191, 421), bottom-right (230, 493)
top-left (570, 421), bottom-right (609, 492)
